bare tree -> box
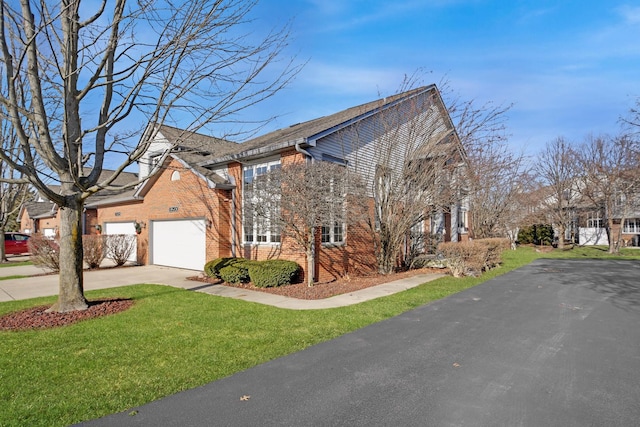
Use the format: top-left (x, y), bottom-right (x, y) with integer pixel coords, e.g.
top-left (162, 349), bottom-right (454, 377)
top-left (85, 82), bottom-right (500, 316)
top-left (447, 95), bottom-right (527, 240)
top-left (575, 134), bottom-right (640, 254)
top-left (0, 0), bottom-right (298, 311)
top-left (250, 161), bottom-right (366, 286)
top-left (347, 81), bottom-right (465, 274)
top-left (533, 137), bottom-right (579, 249)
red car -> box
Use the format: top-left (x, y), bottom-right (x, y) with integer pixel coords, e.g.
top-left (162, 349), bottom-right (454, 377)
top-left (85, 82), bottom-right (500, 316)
top-left (5, 232), bottom-right (30, 255)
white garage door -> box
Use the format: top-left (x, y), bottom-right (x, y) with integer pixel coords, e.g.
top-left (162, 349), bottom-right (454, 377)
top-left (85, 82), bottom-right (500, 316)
top-left (151, 219), bottom-right (206, 271)
top-left (104, 221), bottom-right (137, 262)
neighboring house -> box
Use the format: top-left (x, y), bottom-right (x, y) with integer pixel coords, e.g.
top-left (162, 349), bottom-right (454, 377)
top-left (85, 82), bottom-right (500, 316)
top-left (19, 85), bottom-right (468, 281)
top-left (576, 205), bottom-right (640, 247)
top-left (18, 172), bottom-right (139, 238)
top-left (18, 200), bottom-right (58, 237)
top-left (527, 182), bottom-right (640, 247)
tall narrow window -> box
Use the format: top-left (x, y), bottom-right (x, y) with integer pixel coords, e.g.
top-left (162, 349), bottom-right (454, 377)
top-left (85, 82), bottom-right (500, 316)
top-left (243, 160), bottom-right (281, 244)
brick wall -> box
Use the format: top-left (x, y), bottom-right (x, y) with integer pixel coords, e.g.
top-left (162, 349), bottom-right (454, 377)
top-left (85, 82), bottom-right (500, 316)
top-left (97, 157), bottom-right (233, 265)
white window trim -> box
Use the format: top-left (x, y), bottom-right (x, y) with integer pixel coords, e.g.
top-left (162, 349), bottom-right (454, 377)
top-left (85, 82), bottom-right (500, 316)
top-left (587, 211), bottom-right (604, 229)
top-left (321, 221), bottom-right (345, 246)
top-left (623, 218), bottom-right (640, 233)
top-left (243, 159), bottom-right (281, 245)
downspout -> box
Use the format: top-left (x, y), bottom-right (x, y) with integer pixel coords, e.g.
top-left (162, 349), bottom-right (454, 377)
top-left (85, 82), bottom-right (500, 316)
top-left (231, 187), bottom-right (237, 258)
top-left (295, 140), bottom-right (315, 162)
top-left (228, 176), bottom-right (237, 258)
top-left (295, 140), bottom-right (317, 283)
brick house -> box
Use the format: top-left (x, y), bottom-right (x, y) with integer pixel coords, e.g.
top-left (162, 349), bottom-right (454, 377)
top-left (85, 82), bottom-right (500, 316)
top-left (18, 172), bottom-right (139, 240)
top-left (20, 85), bottom-right (468, 281)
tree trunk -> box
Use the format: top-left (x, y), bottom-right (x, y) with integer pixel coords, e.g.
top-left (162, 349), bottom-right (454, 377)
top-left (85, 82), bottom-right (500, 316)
top-left (0, 230), bottom-right (6, 262)
top-left (47, 199), bottom-right (87, 312)
top-left (557, 224), bottom-right (565, 249)
top-left (378, 227), bottom-right (395, 275)
top-left (306, 247), bottom-right (315, 287)
top-left (606, 218), bottom-right (616, 254)
top-left (305, 228), bottom-right (315, 287)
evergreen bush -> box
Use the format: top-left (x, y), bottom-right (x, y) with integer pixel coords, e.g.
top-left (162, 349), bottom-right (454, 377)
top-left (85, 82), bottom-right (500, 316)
top-left (204, 257), bottom-right (237, 279)
top-left (248, 260), bottom-right (301, 288)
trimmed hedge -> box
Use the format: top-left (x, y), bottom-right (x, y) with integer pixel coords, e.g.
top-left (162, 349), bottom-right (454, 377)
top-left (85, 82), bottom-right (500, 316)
top-left (247, 260), bottom-right (301, 288)
top-left (204, 257), bottom-right (237, 279)
top-left (218, 259), bottom-right (255, 284)
top-left (204, 257), bottom-right (301, 287)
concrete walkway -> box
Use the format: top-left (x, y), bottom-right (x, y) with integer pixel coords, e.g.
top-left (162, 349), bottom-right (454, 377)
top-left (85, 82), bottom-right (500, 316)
top-left (0, 260), bottom-right (446, 309)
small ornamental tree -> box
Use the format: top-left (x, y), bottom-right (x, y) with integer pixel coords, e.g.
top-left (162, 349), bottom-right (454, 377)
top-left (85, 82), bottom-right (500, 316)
top-left (250, 161), bottom-right (367, 286)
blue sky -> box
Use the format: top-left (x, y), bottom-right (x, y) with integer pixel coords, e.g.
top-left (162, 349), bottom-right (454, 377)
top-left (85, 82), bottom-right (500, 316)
top-left (239, 0), bottom-right (640, 157)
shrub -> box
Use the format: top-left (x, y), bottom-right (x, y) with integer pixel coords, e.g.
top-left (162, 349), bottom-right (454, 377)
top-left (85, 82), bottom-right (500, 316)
top-left (218, 263), bottom-right (250, 283)
top-left (82, 234), bottom-right (107, 269)
top-left (204, 257), bottom-right (237, 279)
top-left (475, 238), bottom-right (510, 271)
top-left (518, 224), bottom-right (554, 245)
top-left (438, 239), bottom-right (509, 277)
top-left (438, 241), bottom-right (488, 278)
top-left (248, 260), bottom-right (301, 288)
top-left (27, 234), bottom-right (60, 272)
top-left (206, 257), bottom-right (301, 287)
top-left (105, 234), bottom-right (136, 266)
top-left (217, 259), bottom-right (256, 284)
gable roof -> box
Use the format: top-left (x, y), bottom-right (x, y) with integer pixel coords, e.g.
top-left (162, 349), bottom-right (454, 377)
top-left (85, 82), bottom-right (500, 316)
top-left (155, 124), bottom-right (240, 158)
top-left (22, 201), bottom-right (57, 219)
top-left (80, 170), bottom-right (140, 208)
top-left (198, 85), bottom-right (438, 168)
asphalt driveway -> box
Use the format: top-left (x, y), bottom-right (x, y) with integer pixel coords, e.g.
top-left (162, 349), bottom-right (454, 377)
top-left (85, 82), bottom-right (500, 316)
top-left (81, 259), bottom-right (640, 426)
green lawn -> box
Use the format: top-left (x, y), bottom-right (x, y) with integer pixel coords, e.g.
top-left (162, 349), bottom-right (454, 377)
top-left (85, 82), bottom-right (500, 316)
top-left (0, 275), bottom-right (27, 281)
top-left (0, 260), bottom-right (32, 268)
top-left (1, 246), bottom-right (638, 426)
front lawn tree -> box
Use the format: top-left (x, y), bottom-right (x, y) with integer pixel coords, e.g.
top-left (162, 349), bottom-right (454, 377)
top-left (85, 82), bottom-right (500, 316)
top-left (534, 137), bottom-right (579, 249)
top-left (0, 0), bottom-right (297, 312)
top-left (446, 94), bottom-right (527, 240)
top-left (358, 82), bottom-right (465, 274)
top-left (250, 161), bottom-right (366, 286)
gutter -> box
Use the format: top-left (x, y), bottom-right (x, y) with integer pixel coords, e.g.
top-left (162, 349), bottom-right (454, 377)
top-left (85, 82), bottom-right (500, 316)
top-left (295, 140), bottom-right (315, 162)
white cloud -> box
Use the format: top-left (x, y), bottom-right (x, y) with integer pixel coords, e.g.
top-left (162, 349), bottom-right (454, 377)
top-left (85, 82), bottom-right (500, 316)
top-left (298, 63), bottom-right (407, 96)
top-left (617, 5), bottom-right (640, 24)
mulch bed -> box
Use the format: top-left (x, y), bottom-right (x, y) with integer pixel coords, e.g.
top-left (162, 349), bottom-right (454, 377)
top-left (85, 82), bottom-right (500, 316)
top-left (0, 298), bottom-right (134, 331)
top-left (189, 267), bottom-right (446, 300)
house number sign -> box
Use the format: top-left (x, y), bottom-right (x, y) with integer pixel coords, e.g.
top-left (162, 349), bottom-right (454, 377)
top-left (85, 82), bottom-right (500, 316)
top-left (169, 206), bottom-right (179, 213)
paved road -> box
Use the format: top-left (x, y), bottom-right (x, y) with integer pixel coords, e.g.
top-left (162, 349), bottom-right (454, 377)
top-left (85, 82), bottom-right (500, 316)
top-left (82, 259), bottom-right (640, 426)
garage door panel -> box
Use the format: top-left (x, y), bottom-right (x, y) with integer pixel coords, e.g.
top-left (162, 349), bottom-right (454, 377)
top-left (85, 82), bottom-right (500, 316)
top-left (151, 219), bottom-right (205, 271)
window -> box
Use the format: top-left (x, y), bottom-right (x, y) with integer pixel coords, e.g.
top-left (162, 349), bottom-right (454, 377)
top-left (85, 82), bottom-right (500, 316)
top-left (321, 222), bottom-right (344, 244)
top-left (457, 207), bottom-right (468, 232)
top-left (623, 218), bottom-right (640, 233)
top-left (320, 172), bottom-right (346, 245)
top-left (243, 160), bottom-right (281, 244)
top-left (587, 211), bottom-right (603, 228)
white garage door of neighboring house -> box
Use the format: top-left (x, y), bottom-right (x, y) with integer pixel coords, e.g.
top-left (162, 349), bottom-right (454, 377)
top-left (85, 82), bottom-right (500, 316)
top-left (104, 221), bottom-right (137, 262)
top-left (43, 228), bottom-right (56, 239)
top-left (151, 219), bottom-right (206, 271)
